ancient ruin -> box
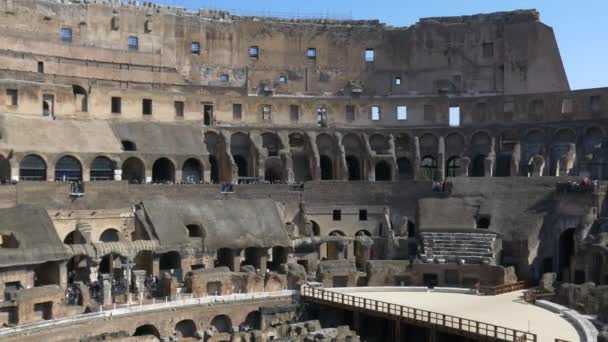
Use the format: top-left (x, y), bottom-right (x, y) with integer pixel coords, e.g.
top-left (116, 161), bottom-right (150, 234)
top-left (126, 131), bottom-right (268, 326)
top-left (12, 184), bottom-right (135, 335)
top-left (0, 0), bottom-right (605, 341)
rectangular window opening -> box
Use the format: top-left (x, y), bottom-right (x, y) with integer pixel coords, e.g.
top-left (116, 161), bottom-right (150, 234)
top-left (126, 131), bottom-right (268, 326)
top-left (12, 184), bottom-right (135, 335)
top-left (333, 210), bottom-right (342, 221)
top-left (449, 106), bottom-right (461, 127)
top-left (279, 75), bottom-right (288, 83)
top-left (365, 48), bottom-right (375, 62)
top-left (128, 36), bottom-right (138, 51)
top-left (111, 97), bottom-right (121, 114)
top-left (371, 106), bottom-right (381, 121)
top-left (37, 61), bottom-right (44, 73)
top-left (191, 42), bottom-right (200, 55)
top-left (482, 42), bottom-right (494, 58)
top-left (345, 105), bottom-right (355, 122)
top-left (220, 74), bottom-right (229, 82)
top-left (142, 99), bottom-right (152, 115)
top-left (174, 101), bottom-right (184, 117)
top-left (397, 105), bottom-right (407, 121)
top-left (307, 48), bottom-right (317, 59)
top-left (359, 210), bottom-right (368, 221)
top-left (289, 105), bottom-right (299, 123)
top-left (60, 28), bottom-right (72, 42)
top-left (395, 77), bottom-right (401, 85)
top-left (6, 89), bottom-right (18, 106)
top-left (249, 46), bottom-right (259, 59)
top-left (561, 98), bottom-right (573, 114)
top-left (262, 105), bottom-right (271, 121)
top-left (233, 103), bottom-right (242, 121)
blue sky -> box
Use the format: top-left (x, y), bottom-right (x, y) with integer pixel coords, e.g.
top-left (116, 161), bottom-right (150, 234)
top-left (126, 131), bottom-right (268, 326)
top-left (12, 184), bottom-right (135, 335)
top-left (154, 0), bottom-right (606, 90)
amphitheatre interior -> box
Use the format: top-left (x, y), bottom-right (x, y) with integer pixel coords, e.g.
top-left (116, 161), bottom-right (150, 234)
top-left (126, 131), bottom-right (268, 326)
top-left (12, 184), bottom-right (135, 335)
top-left (0, 0), bottom-right (605, 341)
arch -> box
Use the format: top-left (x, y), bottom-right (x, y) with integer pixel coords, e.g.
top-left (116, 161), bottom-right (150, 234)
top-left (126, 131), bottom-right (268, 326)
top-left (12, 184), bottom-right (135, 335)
top-left (152, 158), bottom-right (175, 183)
top-left (121, 140), bottom-right (137, 151)
top-left (72, 85), bottom-right (88, 112)
top-left (311, 220), bottom-right (321, 236)
top-left (216, 248), bottom-right (234, 270)
top-left (133, 324), bottom-right (160, 339)
top-left (55, 155), bottom-right (82, 181)
top-left (419, 133), bottom-right (438, 150)
top-left (471, 155), bottom-right (486, 177)
top-left (99, 228), bottom-right (120, 243)
top-left (159, 251), bottom-right (181, 271)
top-left (420, 156), bottom-right (437, 181)
top-left (186, 224), bottom-right (205, 238)
top-left (19, 154), bottom-right (47, 181)
top-left (292, 153), bottom-right (311, 183)
top-left (90, 156), bottom-right (115, 181)
top-left (182, 158), bottom-right (202, 184)
top-left (554, 128), bottom-right (576, 143)
top-left (369, 134), bottom-right (390, 155)
top-left (394, 133), bottom-right (411, 153)
top-left (233, 154), bottom-right (249, 178)
top-left (445, 133), bottom-right (465, 155)
top-left (64, 230), bottom-right (86, 245)
top-left (446, 156), bottom-right (461, 178)
top-left (346, 155), bottom-right (361, 181)
top-left (525, 129), bottom-right (545, 143)
top-left (320, 155), bottom-right (333, 180)
top-left (342, 134), bottom-right (362, 151)
top-left (210, 315), bottom-right (232, 334)
top-left (584, 126), bottom-right (604, 151)
top-left (471, 131), bottom-right (491, 146)
top-left (66, 255), bottom-right (91, 284)
top-left (270, 246), bottom-right (288, 270)
top-left (262, 133), bottom-right (282, 157)
top-left (242, 311), bottom-right (261, 331)
top-left (375, 161), bottom-right (392, 181)
top-left (558, 228), bottom-right (576, 281)
top-left (122, 157), bottom-right (145, 184)
top-left (396, 157), bottom-right (413, 180)
top-left (0, 155), bottom-right (10, 183)
top-left (264, 158), bottom-right (284, 182)
top-left (133, 250), bottom-right (153, 275)
top-left (209, 155), bottom-right (219, 183)
top-left (175, 319), bottom-right (197, 338)
top-left (327, 230), bottom-right (346, 260)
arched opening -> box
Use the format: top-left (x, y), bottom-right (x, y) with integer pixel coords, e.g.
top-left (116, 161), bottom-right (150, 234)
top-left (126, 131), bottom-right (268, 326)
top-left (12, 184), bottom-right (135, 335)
top-left (320, 155), bottom-right (333, 180)
top-left (0, 155), bottom-right (10, 183)
top-left (420, 156), bottom-right (437, 181)
top-left (99, 254), bottom-right (124, 278)
top-left (264, 158), bottom-right (284, 183)
top-left (133, 250), bottom-right (153, 276)
top-left (242, 311), bottom-right (261, 331)
top-left (19, 154), bottom-right (47, 181)
top-left (133, 324), bottom-right (160, 339)
top-left (209, 155), bottom-right (219, 183)
top-left (182, 158), bottom-right (202, 184)
top-left (242, 247), bottom-right (264, 270)
top-left (375, 161), bottom-right (391, 181)
top-left (233, 154), bottom-right (249, 178)
top-left (270, 246), bottom-right (288, 271)
top-left (476, 217), bottom-right (491, 229)
top-left (346, 155), bottom-right (360, 181)
top-left (292, 154), bottom-right (311, 183)
top-left (175, 319), bottom-right (197, 338)
top-left (215, 248), bottom-right (234, 271)
top-left (64, 230), bottom-right (86, 245)
top-left (354, 230), bottom-right (372, 270)
top-left (558, 228), bottom-right (576, 281)
top-left (186, 224), bottom-right (204, 238)
top-left (122, 157), bottom-right (145, 184)
top-left (159, 251), bottom-right (181, 272)
top-left (471, 155), bottom-right (486, 177)
top-left (369, 134), bottom-right (390, 155)
top-left (72, 85), bottom-right (88, 112)
top-left (210, 315), bottom-right (232, 334)
top-left (407, 222), bottom-right (415, 238)
top-left (0, 233), bottom-right (19, 248)
top-left (55, 155), bottom-right (82, 181)
top-left (311, 221), bottom-right (321, 237)
top-left (90, 156), bottom-right (115, 181)
top-left (262, 133), bottom-right (282, 158)
top-left (327, 230), bottom-right (346, 260)
top-left (99, 228), bottom-right (120, 243)
top-left (152, 158), bottom-right (175, 183)
top-left (495, 154), bottom-right (511, 177)
top-left (121, 140), bottom-right (137, 151)
top-left (66, 255), bottom-right (91, 284)
top-left (397, 157), bottom-right (413, 180)
top-left (446, 156), bottom-right (461, 178)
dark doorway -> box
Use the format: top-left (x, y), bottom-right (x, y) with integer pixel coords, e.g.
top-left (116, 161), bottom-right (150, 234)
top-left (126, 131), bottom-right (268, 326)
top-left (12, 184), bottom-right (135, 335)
top-left (133, 325), bottom-right (161, 339)
top-left (320, 155), bottom-right (333, 180)
top-left (182, 158), bottom-right (202, 184)
top-left (55, 156), bottom-right (82, 181)
top-left (558, 228), bottom-right (576, 281)
top-left (233, 155), bottom-right (248, 178)
top-left (397, 157), bottom-right (413, 180)
top-left (203, 104), bottom-right (213, 126)
top-left (209, 155), bottom-right (219, 183)
top-left (346, 155), bottom-right (360, 180)
top-left (495, 154), bottom-right (511, 177)
top-left (152, 158), bottom-right (175, 183)
top-left (122, 157), bottom-right (145, 184)
top-left (375, 161), bottom-right (391, 181)
top-left (472, 154), bottom-right (486, 177)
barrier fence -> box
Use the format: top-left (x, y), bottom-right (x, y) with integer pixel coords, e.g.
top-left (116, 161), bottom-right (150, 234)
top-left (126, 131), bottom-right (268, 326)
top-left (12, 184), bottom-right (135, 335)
top-left (479, 281), bottom-right (528, 296)
top-left (301, 286), bottom-right (537, 342)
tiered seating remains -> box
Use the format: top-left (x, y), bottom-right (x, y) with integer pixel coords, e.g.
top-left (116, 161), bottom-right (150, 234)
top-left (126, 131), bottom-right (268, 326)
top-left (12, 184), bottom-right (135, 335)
top-left (419, 231), bottom-right (498, 264)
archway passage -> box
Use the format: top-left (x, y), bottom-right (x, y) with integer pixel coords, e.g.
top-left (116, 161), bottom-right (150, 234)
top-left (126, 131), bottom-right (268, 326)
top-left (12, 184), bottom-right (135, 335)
top-left (270, 246), bottom-right (288, 271)
top-left (133, 324), bottom-right (160, 339)
top-left (90, 157), bottom-right (115, 181)
top-left (182, 158), bottom-right (202, 184)
top-left (0, 155), bottom-right (10, 183)
top-left (216, 248), bottom-right (234, 271)
top-left (446, 157), bottom-right (461, 178)
top-left (346, 155), bottom-right (361, 180)
top-left (152, 158), bottom-right (175, 183)
top-left (320, 155), bottom-right (333, 180)
top-left (99, 228), bottom-right (120, 243)
top-left (397, 157), bottom-right (413, 180)
top-left (55, 156), bottom-right (82, 181)
top-left (19, 154), bottom-right (47, 181)
top-left (375, 161), bottom-right (391, 181)
top-left (64, 230), bottom-right (86, 245)
top-left (210, 315), bottom-right (232, 334)
top-left (233, 154), bottom-right (249, 178)
top-left (264, 158), bottom-right (284, 183)
top-left (209, 155), bottom-right (219, 183)
top-left (66, 255), bottom-right (91, 284)
top-left (495, 154), bottom-right (511, 177)
top-left (293, 153), bottom-right (311, 183)
top-left (133, 250), bottom-right (153, 276)
top-left (242, 311), bottom-right (261, 331)
top-left (122, 157), bottom-right (145, 184)
top-left (175, 319), bottom-right (197, 338)
top-left (558, 228), bottom-right (576, 281)
top-left (471, 155), bottom-right (486, 177)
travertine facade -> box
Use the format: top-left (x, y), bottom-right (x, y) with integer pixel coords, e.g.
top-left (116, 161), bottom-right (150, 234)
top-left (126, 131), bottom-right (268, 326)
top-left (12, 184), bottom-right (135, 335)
top-left (0, 1), bottom-right (605, 341)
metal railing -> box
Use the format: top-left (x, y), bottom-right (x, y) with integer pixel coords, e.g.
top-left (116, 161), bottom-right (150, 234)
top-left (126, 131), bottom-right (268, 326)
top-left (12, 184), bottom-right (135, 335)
top-left (478, 281), bottom-right (528, 296)
top-left (301, 286), bottom-right (537, 342)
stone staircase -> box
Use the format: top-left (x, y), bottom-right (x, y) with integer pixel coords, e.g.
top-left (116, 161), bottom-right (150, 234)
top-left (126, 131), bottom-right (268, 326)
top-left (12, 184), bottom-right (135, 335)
top-left (419, 231), bottom-right (498, 264)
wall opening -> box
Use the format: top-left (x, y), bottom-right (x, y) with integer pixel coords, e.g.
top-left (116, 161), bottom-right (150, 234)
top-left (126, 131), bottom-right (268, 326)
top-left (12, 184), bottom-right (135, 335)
top-left (375, 161), bottom-right (391, 181)
top-left (90, 156), bottom-right (115, 181)
top-left (72, 85), bottom-right (88, 112)
top-left (471, 155), bottom-right (486, 177)
top-left (320, 155), bottom-right (333, 180)
top-left (558, 228), bottom-right (576, 281)
top-left (55, 156), bottom-right (82, 181)
top-left (182, 158), bottom-right (202, 184)
top-left (152, 158), bottom-right (175, 183)
top-left (122, 157), bottom-right (145, 184)
top-left (203, 104), bottom-right (214, 126)
top-left (420, 156), bottom-right (437, 180)
top-left (397, 157), bottom-right (413, 180)
top-left (346, 155), bottom-right (360, 180)
top-left (175, 319), bottom-right (197, 338)
top-left (133, 325), bottom-right (160, 339)
top-left (99, 228), bottom-right (120, 243)
top-left (210, 315), bottom-right (232, 334)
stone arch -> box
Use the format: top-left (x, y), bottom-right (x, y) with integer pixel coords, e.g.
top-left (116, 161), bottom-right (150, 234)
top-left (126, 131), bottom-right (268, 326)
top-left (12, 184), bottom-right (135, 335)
top-left (185, 224), bottom-right (205, 238)
top-left (320, 155), bottom-right (333, 180)
top-left (19, 154), bottom-right (47, 181)
top-left (554, 128), bottom-right (576, 143)
top-left (445, 132), bottom-right (466, 156)
top-left (419, 133), bottom-right (438, 154)
top-left (0, 154), bottom-right (10, 183)
top-left (64, 230), bottom-right (86, 245)
top-left (182, 158), bottom-right (202, 184)
top-left (210, 315), bottom-right (232, 334)
top-left (584, 126), bottom-right (604, 151)
top-left (205, 131), bottom-right (227, 183)
top-left (397, 157), bottom-right (413, 180)
top-left (369, 134), bottom-right (390, 155)
top-left (327, 230), bottom-right (346, 260)
top-left (471, 131), bottom-right (491, 147)
top-left (175, 319), bottom-right (197, 338)
top-left (152, 158), bottom-right (175, 183)
top-left (264, 157), bottom-right (285, 182)
top-left (99, 228), bottom-right (120, 243)
top-left (420, 155), bottom-right (437, 180)
top-left (261, 132), bottom-right (282, 157)
top-left (231, 132), bottom-right (255, 179)
top-left (133, 250), bottom-right (154, 275)
top-left (72, 85), bottom-right (88, 112)
top-left (289, 133), bottom-right (312, 183)
top-left (446, 156), bottom-right (461, 178)
top-left (375, 160), bottom-right (392, 181)
top-left (346, 155), bottom-right (361, 180)
top-left (55, 155), bottom-right (82, 181)
top-left (317, 133), bottom-right (338, 180)
top-left (525, 129), bottom-right (545, 143)
top-left (394, 133), bottom-right (411, 154)
top-left (133, 324), bottom-right (161, 339)
top-left (122, 157), bottom-right (145, 184)
top-left (242, 311), bottom-right (261, 331)
top-left (90, 156), bottom-right (116, 181)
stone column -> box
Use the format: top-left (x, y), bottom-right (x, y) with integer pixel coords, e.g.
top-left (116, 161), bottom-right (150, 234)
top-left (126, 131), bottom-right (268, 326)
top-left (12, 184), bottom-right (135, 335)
top-left (511, 143), bottom-right (521, 176)
top-left (232, 249), bottom-right (243, 272)
top-left (414, 136), bottom-right (421, 180)
top-left (132, 270), bottom-right (146, 299)
top-left (59, 261), bottom-right (68, 289)
top-left (306, 131), bottom-right (321, 181)
top-left (102, 274), bottom-right (112, 306)
top-left (125, 257), bottom-right (132, 303)
top-left (175, 169), bottom-right (183, 184)
top-left (437, 136), bottom-right (445, 181)
top-left (145, 168), bottom-right (152, 184)
top-left (485, 137), bottom-right (496, 177)
top-left (89, 259), bottom-right (100, 284)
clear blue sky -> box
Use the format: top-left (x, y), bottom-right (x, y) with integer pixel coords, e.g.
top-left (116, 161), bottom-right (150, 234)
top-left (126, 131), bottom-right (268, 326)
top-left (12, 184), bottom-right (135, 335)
top-left (154, 0), bottom-right (606, 90)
